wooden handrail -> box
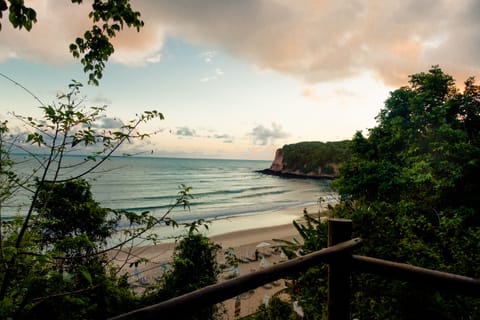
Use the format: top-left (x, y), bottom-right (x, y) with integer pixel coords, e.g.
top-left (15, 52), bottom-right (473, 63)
top-left (351, 255), bottom-right (480, 296)
top-left (110, 218), bottom-right (480, 320)
top-left (110, 237), bottom-right (362, 320)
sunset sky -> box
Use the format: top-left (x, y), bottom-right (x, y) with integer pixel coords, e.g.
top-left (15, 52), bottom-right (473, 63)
top-left (1, 0), bottom-right (479, 160)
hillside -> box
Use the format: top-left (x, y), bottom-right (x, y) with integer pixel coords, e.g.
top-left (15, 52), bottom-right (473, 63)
top-left (259, 140), bottom-right (351, 179)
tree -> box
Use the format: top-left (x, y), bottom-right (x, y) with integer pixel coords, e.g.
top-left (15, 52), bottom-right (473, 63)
top-left (0, 2), bottom-right (178, 317)
top-left (34, 179), bottom-right (118, 257)
top-left (22, 179), bottom-right (141, 320)
top-left (156, 228), bottom-right (222, 320)
top-left (0, 0), bottom-right (144, 85)
top-left (0, 80), bottom-right (197, 319)
top-left (332, 66), bottom-right (480, 319)
top-left (247, 296), bottom-right (300, 320)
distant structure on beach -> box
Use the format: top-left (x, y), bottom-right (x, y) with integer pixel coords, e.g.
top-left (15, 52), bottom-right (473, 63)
top-left (258, 140), bottom-right (350, 179)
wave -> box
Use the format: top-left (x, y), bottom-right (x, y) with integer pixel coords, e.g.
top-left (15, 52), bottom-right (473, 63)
top-left (5, 156), bottom-right (334, 224)
top-left (117, 199), bottom-right (215, 213)
top-left (232, 189), bottom-right (289, 199)
top-left (193, 185), bottom-right (277, 198)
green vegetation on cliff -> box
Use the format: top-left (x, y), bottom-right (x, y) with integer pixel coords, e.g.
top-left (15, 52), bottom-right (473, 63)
top-left (282, 140), bottom-right (351, 175)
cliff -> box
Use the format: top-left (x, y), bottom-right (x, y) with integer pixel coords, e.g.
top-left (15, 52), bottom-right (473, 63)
top-left (258, 141), bottom-right (350, 179)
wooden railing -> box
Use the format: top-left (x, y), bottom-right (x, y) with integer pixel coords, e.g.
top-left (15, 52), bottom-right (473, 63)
top-left (111, 219), bottom-right (480, 320)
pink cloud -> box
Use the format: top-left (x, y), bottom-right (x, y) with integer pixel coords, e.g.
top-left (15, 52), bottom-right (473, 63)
top-left (2, 0), bottom-right (479, 86)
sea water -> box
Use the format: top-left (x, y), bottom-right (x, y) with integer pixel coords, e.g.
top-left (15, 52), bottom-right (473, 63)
top-left (4, 155), bottom-right (337, 238)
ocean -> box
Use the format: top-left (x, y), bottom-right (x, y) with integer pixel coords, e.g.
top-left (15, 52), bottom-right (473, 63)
top-left (5, 155), bottom-right (337, 238)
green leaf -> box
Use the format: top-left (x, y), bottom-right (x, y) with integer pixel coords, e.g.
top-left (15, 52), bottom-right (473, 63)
top-left (26, 133), bottom-right (44, 146)
top-left (62, 271), bottom-right (73, 283)
top-left (79, 268), bottom-right (93, 285)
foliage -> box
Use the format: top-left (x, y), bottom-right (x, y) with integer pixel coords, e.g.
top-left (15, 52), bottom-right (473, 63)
top-left (34, 179), bottom-right (118, 256)
top-left (0, 120), bottom-right (19, 211)
top-left (0, 199), bottom-right (140, 320)
top-left (155, 229), bottom-right (222, 320)
top-left (269, 66), bottom-right (480, 320)
top-left (0, 0), bottom-right (144, 85)
top-left (332, 66), bottom-right (480, 319)
top-left (275, 209), bottom-right (329, 319)
top-left (245, 296), bottom-right (301, 320)
top-left (276, 209), bottom-right (327, 258)
top-left (281, 141), bottom-right (350, 175)
top-left (0, 80), bottom-right (195, 319)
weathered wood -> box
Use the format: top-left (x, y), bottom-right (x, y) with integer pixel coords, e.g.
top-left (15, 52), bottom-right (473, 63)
top-left (110, 216), bottom-right (480, 320)
top-left (109, 237), bottom-right (362, 320)
top-left (328, 218), bottom-right (352, 320)
top-left (351, 255), bottom-right (480, 296)
top-left (328, 218), bottom-right (352, 247)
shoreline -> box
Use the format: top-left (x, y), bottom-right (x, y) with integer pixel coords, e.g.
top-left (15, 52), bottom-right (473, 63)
top-left (112, 204), bottom-right (328, 318)
top-left (201, 203), bottom-right (321, 239)
top-left (113, 223), bottom-right (303, 318)
top-left (114, 203), bottom-right (326, 263)
top-left (130, 203), bottom-right (323, 245)
top-left (256, 168), bottom-right (337, 180)
top-left (112, 204), bottom-right (322, 266)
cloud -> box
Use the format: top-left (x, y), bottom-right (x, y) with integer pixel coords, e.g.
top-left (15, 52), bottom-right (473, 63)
top-left (173, 127), bottom-right (234, 142)
top-left (2, 1), bottom-right (479, 85)
top-left (90, 117), bottom-right (124, 129)
top-left (109, 26), bottom-right (166, 66)
top-left (213, 134), bottom-right (229, 139)
top-left (249, 123), bottom-right (289, 145)
top-left (301, 88), bottom-right (315, 99)
top-left (200, 68), bottom-right (224, 82)
top-left (200, 51), bottom-right (217, 63)
top-left (175, 126), bottom-right (197, 137)
top-left (91, 95), bottom-right (112, 106)
top-left (0, 2), bottom-right (88, 64)
top-left (0, 1), bottom-right (165, 67)
top-left (135, 0), bottom-right (480, 86)
top-left (212, 133), bottom-right (233, 143)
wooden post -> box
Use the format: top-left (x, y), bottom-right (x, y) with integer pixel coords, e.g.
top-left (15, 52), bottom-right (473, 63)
top-left (327, 218), bottom-right (352, 320)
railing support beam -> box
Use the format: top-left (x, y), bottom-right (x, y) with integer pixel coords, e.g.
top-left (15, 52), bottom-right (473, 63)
top-left (351, 255), bottom-right (480, 296)
top-left (328, 218), bottom-right (352, 320)
top-left (110, 237), bottom-right (361, 320)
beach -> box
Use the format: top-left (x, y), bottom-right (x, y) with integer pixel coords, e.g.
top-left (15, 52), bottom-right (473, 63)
top-left (11, 153), bottom-right (333, 318)
top-left (111, 204), bottom-right (326, 318)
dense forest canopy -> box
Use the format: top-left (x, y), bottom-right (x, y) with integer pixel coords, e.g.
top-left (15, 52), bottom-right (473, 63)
top-left (337, 65), bottom-right (480, 212)
top-left (331, 65), bottom-right (480, 319)
top-left (262, 66), bottom-right (480, 320)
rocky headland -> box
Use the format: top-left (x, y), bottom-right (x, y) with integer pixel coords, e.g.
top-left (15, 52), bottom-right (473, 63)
top-left (257, 141), bottom-right (350, 179)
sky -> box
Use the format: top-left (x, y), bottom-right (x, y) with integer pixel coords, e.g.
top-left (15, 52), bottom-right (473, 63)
top-left (0, 0), bottom-right (479, 160)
